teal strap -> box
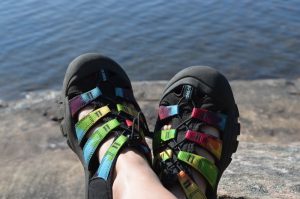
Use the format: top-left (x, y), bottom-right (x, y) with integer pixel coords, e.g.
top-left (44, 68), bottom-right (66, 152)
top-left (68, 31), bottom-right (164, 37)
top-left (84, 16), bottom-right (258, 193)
top-left (83, 119), bottom-right (120, 166)
top-left (97, 134), bottom-right (128, 180)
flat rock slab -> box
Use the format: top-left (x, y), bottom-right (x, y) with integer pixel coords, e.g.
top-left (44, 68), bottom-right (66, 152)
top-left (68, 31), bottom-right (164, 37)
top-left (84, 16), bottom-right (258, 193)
top-left (219, 142), bottom-right (300, 199)
top-left (0, 79), bottom-right (299, 198)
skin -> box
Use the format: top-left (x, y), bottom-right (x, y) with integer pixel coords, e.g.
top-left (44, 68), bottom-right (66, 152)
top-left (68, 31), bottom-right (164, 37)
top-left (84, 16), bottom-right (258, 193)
top-left (78, 108), bottom-right (219, 199)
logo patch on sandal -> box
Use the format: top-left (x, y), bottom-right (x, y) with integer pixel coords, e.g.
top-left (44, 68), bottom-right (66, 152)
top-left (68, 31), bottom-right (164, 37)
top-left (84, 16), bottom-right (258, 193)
top-left (183, 85), bottom-right (193, 100)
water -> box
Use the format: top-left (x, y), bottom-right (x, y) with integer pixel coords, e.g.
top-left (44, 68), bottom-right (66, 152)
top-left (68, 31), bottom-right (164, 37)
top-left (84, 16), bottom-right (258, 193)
top-left (1, 0), bottom-right (300, 100)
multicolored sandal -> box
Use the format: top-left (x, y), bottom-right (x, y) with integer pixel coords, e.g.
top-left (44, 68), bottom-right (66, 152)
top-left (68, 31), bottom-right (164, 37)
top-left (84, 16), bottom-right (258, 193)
top-left (152, 66), bottom-right (240, 199)
top-left (59, 53), bottom-right (151, 199)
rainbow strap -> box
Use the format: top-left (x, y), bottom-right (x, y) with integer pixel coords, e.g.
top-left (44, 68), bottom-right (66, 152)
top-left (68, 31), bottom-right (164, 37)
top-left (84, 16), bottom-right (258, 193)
top-left (75, 106), bottom-right (110, 143)
top-left (185, 130), bottom-right (222, 160)
top-left (69, 87), bottom-right (102, 117)
top-left (177, 151), bottom-right (218, 188)
top-left (159, 105), bottom-right (179, 120)
top-left (178, 170), bottom-right (207, 199)
top-left (83, 119), bottom-right (120, 166)
top-left (97, 134), bottom-right (128, 180)
top-left (191, 108), bottom-right (227, 130)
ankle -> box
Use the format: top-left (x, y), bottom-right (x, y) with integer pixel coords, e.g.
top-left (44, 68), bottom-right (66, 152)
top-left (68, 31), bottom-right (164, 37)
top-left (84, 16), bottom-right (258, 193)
top-left (115, 149), bottom-right (149, 173)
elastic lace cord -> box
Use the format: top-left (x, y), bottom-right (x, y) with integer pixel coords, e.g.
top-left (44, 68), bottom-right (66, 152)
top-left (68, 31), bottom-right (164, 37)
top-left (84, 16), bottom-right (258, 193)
top-left (90, 92), bottom-right (146, 141)
top-left (161, 95), bottom-right (216, 173)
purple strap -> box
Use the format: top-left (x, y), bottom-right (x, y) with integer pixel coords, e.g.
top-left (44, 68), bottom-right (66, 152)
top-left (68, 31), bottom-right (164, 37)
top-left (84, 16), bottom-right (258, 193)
top-left (69, 87), bottom-right (102, 117)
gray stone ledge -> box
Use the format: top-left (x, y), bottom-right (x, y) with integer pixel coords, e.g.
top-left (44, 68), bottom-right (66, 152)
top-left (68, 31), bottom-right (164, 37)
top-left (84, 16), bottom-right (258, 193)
top-left (1, 79), bottom-right (299, 199)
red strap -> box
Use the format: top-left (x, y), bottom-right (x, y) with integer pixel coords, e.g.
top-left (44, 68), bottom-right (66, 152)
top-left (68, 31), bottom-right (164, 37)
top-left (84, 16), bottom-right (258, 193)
top-left (125, 119), bottom-right (133, 127)
top-left (185, 130), bottom-right (222, 159)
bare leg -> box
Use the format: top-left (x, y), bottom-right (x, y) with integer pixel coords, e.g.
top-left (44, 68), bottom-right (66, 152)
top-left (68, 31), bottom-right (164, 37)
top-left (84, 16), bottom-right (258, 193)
top-left (79, 108), bottom-right (177, 199)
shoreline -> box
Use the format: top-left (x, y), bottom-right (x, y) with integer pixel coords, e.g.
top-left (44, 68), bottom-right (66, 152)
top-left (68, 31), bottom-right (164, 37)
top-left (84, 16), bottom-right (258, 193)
top-left (1, 79), bottom-right (300, 198)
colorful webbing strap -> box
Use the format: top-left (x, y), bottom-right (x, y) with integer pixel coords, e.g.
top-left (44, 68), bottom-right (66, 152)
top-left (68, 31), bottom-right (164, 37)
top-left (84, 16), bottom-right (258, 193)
top-left (69, 87), bottom-right (102, 117)
top-left (177, 151), bottom-right (218, 188)
top-left (125, 119), bottom-right (133, 127)
top-left (97, 134), bottom-right (128, 180)
top-left (75, 106), bottom-right (110, 143)
top-left (178, 170), bottom-right (207, 199)
top-left (83, 119), bottom-right (120, 166)
top-left (115, 87), bottom-right (134, 101)
top-left (159, 105), bottom-right (179, 120)
top-left (191, 108), bottom-right (227, 131)
top-left (161, 129), bottom-right (177, 142)
top-left (185, 130), bottom-right (222, 160)
top-left (117, 104), bottom-right (139, 118)
top-left (158, 149), bottom-right (173, 161)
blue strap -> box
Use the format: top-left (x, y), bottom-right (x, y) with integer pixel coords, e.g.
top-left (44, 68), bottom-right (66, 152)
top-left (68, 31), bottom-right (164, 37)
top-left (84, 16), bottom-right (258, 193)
top-left (97, 135), bottom-right (128, 180)
top-left (83, 119), bottom-right (120, 166)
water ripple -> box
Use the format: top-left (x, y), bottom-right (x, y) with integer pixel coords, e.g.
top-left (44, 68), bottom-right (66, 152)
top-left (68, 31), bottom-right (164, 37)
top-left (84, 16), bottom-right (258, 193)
top-left (0, 0), bottom-right (300, 100)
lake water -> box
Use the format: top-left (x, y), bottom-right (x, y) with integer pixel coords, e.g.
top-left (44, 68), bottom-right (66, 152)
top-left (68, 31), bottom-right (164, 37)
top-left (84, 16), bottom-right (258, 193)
top-left (0, 0), bottom-right (300, 100)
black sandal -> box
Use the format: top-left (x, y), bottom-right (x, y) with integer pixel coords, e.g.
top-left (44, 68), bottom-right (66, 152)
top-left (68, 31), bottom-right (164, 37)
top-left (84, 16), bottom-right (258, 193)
top-left (152, 66), bottom-right (240, 199)
top-left (59, 53), bottom-right (151, 199)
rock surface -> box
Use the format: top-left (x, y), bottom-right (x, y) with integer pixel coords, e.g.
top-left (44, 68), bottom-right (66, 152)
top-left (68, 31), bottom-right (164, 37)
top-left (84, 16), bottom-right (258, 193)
top-left (0, 79), bottom-right (299, 199)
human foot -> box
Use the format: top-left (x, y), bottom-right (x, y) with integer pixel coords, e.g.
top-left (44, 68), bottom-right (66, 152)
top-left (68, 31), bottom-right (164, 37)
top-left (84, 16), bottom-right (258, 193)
top-left (59, 54), bottom-right (151, 199)
top-left (153, 66), bottom-right (240, 199)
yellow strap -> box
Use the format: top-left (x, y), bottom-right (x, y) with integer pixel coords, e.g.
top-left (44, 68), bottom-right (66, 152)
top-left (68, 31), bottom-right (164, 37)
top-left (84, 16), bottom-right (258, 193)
top-left (178, 170), bottom-right (207, 199)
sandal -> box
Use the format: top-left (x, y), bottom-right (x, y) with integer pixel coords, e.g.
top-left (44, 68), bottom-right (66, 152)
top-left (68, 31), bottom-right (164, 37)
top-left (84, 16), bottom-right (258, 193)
top-left (59, 53), bottom-right (151, 199)
top-left (152, 66), bottom-right (240, 199)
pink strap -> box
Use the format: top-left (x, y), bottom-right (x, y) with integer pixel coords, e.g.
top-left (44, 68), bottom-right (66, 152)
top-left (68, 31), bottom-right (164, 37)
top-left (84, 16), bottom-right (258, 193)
top-left (185, 130), bottom-right (222, 159)
top-left (158, 105), bottom-right (179, 120)
top-left (191, 108), bottom-right (227, 130)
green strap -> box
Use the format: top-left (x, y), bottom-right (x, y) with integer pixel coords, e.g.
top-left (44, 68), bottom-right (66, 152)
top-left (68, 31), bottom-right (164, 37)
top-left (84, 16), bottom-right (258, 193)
top-left (75, 106), bottom-right (110, 142)
top-left (117, 104), bottom-right (138, 117)
top-left (161, 129), bottom-right (176, 142)
top-left (178, 170), bottom-right (207, 199)
top-left (177, 151), bottom-right (219, 188)
top-left (83, 119), bottom-right (120, 166)
top-left (97, 134), bottom-right (128, 180)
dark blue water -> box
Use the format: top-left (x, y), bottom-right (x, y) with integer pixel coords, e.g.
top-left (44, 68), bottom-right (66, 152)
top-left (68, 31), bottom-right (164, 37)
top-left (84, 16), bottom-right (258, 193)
top-left (1, 0), bottom-right (300, 100)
